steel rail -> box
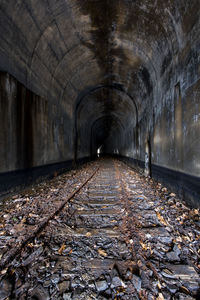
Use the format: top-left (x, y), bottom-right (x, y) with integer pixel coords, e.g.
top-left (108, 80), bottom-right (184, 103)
top-left (0, 166), bottom-right (99, 272)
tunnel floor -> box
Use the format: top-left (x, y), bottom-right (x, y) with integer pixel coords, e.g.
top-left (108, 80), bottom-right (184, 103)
top-left (0, 158), bottom-right (199, 299)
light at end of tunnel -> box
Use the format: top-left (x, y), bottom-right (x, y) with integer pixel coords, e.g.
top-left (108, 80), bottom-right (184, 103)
top-left (114, 149), bottom-right (119, 155)
top-left (97, 146), bottom-right (102, 157)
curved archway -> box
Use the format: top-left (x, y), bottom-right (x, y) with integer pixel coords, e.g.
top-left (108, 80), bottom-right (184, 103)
top-left (74, 84), bottom-right (138, 162)
top-left (90, 115), bottom-right (125, 157)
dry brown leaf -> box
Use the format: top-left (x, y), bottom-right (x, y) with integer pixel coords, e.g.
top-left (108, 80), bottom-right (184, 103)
top-left (20, 217), bottom-right (26, 224)
top-left (180, 286), bottom-right (190, 295)
top-left (157, 293), bottom-right (165, 300)
top-left (0, 268), bottom-right (8, 275)
top-left (183, 235), bottom-right (191, 242)
top-left (58, 244), bottom-right (66, 255)
top-left (10, 269), bottom-right (15, 275)
top-left (157, 281), bottom-right (162, 289)
top-left (170, 193), bottom-right (176, 197)
top-left (140, 242), bottom-right (148, 251)
top-left (0, 231), bottom-right (6, 235)
top-left (175, 236), bottom-right (182, 243)
top-left (98, 248), bottom-right (107, 257)
top-left (156, 212), bottom-right (168, 226)
top-left (86, 232), bottom-right (92, 237)
top-left (163, 268), bottom-right (173, 275)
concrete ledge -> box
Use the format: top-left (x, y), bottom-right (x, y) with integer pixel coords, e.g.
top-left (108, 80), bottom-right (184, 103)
top-left (0, 157), bottom-right (91, 197)
top-left (117, 156), bottom-right (200, 208)
top-left (152, 164), bottom-right (200, 208)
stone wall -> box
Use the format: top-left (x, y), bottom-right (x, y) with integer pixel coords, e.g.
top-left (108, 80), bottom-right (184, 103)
top-left (0, 72), bottom-right (74, 191)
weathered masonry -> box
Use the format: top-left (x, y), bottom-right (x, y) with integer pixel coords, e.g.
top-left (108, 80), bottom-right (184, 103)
top-left (0, 0), bottom-right (200, 207)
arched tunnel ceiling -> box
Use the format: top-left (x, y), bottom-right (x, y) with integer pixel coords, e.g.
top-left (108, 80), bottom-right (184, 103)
top-left (0, 0), bottom-right (199, 125)
top-left (76, 85), bottom-right (138, 127)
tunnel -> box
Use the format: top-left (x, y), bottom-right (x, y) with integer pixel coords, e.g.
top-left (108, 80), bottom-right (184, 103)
top-left (0, 1), bottom-right (200, 206)
top-left (0, 1), bottom-right (200, 298)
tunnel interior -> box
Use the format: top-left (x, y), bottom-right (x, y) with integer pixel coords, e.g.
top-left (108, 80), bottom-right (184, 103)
top-left (75, 85), bottom-right (137, 160)
top-left (0, 0), bottom-right (200, 206)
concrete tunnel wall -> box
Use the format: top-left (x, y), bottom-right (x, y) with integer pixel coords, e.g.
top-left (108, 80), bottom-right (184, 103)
top-left (0, 0), bottom-right (199, 206)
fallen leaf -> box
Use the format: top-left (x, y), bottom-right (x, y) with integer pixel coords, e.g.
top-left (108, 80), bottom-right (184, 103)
top-left (58, 244), bottom-right (66, 255)
top-left (163, 268), bottom-right (173, 275)
top-left (98, 248), bottom-right (107, 257)
top-left (157, 281), bottom-right (162, 289)
top-left (140, 242), bottom-right (148, 251)
top-left (21, 217), bottom-right (26, 223)
top-left (182, 235), bottom-right (191, 242)
top-left (156, 212), bottom-right (168, 226)
top-left (180, 286), bottom-right (190, 295)
top-left (175, 236), bottom-right (182, 243)
top-left (86, 232), bottom-right (92, 237)
top-left (157, 293), bottom-right (165, 300)
top-left (10, 269), bottom-right (15, 275)
top-left (170, 193), bottom-right (176, 197)
top-left (0, 268), bottom-right (8, 275)
top-left (0, 231), bottom-right (6, 235)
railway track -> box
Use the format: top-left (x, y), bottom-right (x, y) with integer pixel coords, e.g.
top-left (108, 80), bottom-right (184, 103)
top-left (0, 158), bottom-right (199, 299)
top-left (0, 165), bottom-right (99, 271)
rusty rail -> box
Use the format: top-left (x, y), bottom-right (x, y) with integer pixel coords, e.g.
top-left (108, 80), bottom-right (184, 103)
top-left (0, 167), bottom-right (99, 272)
